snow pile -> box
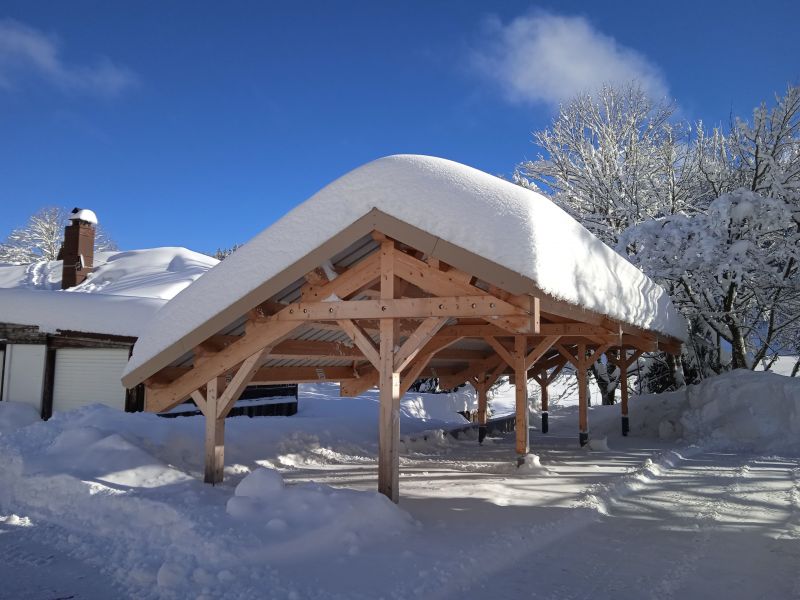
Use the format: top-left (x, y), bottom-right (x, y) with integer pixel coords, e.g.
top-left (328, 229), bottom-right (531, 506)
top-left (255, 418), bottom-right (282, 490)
top-left (631, 370), bottom-right (800, 452)
top-left (126, 154), bottom-right (686, 383)
top-left (72, 248), bottom-right (218, 299)
top-left (0, 401), bottom-right (40, 434)
top-left (227, 468), bottom-right (412, 558)
top-left (0, 247), bottom-right (216, 299)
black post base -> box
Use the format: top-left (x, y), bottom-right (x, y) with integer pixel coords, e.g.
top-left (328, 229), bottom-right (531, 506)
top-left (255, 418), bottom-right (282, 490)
top-left (541, 411), bottom-right (549, 434)
top-left (516, 455), bottom-right (526, 467)
top-left (579, 431), bottom-right (589, 447)
top-left (478, 425), bottom-right (487, 445)
top-left (621, 415), bottom-right (629, 437)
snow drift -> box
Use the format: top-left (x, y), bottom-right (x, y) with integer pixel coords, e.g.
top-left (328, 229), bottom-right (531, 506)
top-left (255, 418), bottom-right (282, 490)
top-left (629, 370), bottom-right (800, 453)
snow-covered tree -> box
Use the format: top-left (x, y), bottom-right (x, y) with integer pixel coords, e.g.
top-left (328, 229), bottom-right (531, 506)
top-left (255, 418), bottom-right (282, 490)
top-left (0, 206), bottom-right (117, 265)
top-left (621, 86), bottom-right (800, 370)
top-left (518, 83), bottom-right (706, 247)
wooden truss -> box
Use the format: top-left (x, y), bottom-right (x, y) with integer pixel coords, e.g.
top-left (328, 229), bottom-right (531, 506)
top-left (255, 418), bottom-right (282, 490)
top-left (140, 233), bottom-right (682, 501)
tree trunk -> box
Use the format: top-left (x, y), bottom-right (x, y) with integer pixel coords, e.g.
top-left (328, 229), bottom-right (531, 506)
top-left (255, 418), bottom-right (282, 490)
top-left (591, 361), bottom-right (620, 405)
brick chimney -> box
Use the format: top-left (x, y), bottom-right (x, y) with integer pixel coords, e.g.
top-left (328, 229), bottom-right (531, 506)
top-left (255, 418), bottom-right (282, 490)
top-left (60, 208), bottom-right (97, 289)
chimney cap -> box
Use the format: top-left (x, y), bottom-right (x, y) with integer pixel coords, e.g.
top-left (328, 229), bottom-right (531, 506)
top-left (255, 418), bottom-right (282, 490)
top-left (69, 208), bottom-right (98, 225)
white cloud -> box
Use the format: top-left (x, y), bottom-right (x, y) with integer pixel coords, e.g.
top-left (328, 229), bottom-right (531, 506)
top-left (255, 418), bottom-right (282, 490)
top-left (0, 19), bottom-right (137, 96)
top-left (472, 12), bottom-right (668, 105)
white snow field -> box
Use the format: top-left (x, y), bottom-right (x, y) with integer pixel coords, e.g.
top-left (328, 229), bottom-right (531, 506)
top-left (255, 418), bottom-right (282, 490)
top-left (1, 371), bottom-right (799, 600)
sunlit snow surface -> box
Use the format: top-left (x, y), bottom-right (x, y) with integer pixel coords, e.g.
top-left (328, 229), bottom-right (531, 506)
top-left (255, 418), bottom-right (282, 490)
top-left (0, 373), bottom-right (798, 599)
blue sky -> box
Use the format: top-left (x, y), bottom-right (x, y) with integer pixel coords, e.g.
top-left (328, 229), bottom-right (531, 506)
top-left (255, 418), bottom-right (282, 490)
top-left (1, 0), bottom-right (798, 254)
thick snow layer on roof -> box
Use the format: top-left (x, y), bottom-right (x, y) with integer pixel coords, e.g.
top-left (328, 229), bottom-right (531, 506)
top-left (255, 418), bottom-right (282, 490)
top-left (0, 247), bottom-right (217, 300)
top-left (126, 155), bottom-right (687, 380)
top-left (0, 288), bottom-right (165, 337)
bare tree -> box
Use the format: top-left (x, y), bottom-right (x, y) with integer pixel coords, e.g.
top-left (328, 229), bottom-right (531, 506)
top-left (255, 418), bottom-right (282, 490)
top-left (0, 206), bottom-right (117, 265)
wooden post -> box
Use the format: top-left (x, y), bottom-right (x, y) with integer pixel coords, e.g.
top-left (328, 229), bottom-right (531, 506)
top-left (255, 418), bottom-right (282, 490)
top-left (203, 378), bottom-right (225, 484)
top-left (540, 378), bottom-right (549, 434)
top-left (620, 360), bottom-right (629, 436)
top-left (476, 382), bottom-right (488, 444)
top-left (577, 343), bottom-right (588, 447)
top-left (514, 335), bottom-right (529, 462)
top-left (378, 240), bottom-right (400, 503)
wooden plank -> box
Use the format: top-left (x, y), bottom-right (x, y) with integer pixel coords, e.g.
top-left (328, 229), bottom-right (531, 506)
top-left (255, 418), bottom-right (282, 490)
top-left (337, 319), bottom-right (380, 369)
top-left (483, 336), bottom-right (515, 368)
top-left (393, 317), bottom-right (448, 372)
top-left (435, 323), bottom-right (511, 338)
top-left (272, 296), bottom-right (530, 322)
top-left (203, 378), bottom-right (225, 484)
top-left (378, 239), bottom-right (400, 502)
top-left (577, 343), bottom-right (588, 447)
top-left (524, 335), bottom-right (561, 370)
top-left (393, 250), bottom-right (539, 334)
top-left (514, 335), bottom-right (529, 457)
top-left (144, 319), bottom-right (301, 413)
top-left (339, 369), bottom-right (379, 397)
top-left (216, 347), bottom-right (271, 418)
top-left (398, 351), bottom-right (434, 397)
top-left (250, 366), bottom-right (356, 384)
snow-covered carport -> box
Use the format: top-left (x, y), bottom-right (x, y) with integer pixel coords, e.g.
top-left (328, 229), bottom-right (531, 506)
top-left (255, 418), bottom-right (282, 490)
top-left (121, 154), bottom-right (687, 502)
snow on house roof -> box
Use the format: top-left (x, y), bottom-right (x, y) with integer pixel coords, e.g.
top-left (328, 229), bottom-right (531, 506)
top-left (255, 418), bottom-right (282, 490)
top-left (123, 154), bottom-right (688, 385)
top-left (0, 247), bottom-right (218, 299)
top-left (0, 247), bottom-right (218, 338)
top-left (0, 288), bottom-right (165, 338)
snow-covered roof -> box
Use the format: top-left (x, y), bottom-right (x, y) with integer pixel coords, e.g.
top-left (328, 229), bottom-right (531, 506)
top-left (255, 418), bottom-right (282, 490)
top-left (0, 247), bottom-right (218, 299)
top-left (69, 208), bottom-right (98, 225)
top-left (123, 155), bottom-right (687, 386)
top-left (0, 288), bottom-right (165, 338)
top-left (0, 247), bottom-right (218, 338)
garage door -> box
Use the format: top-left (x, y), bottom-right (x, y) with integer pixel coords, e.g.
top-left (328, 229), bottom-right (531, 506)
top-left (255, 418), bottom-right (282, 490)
top-left (1, 344), bottom-right (46, 410)
top-left (52, 348), bottom-right (129, 413)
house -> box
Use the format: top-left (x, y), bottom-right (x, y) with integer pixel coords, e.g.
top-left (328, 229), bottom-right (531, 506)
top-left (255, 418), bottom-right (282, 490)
top-left (0, 208), bottom-right (296, 419)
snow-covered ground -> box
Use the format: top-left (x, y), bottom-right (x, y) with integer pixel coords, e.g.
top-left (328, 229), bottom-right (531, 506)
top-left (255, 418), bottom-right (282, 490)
top-left (0, 372), bottom-right (798, 599)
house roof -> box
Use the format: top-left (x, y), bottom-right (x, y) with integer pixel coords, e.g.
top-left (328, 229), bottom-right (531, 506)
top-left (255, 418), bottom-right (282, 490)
top-left (123, 154), bottom-right (687, 388)
top-left (0, 247), bottom-right (217, 339)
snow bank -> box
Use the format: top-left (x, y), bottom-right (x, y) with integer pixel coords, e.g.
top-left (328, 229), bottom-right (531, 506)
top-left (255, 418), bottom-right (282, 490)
top-left (0, 401), bottom-right (40, 434)
top-left (227, 468), bottom-right (412, 559)
top-left (126, 154), bottom-right (686, 381)
top-left (630, 370), bottom-right (800, 453)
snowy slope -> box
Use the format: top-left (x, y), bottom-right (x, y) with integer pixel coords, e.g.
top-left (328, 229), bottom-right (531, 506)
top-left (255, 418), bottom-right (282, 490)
top-left (125, 155), bottom-right (687, 381)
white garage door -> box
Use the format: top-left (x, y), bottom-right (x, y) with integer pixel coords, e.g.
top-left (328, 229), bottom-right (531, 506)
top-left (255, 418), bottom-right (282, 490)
top-left (53, 348), bottom-right (129, 413)
top-left (1, 344), bottom-right (46, 410)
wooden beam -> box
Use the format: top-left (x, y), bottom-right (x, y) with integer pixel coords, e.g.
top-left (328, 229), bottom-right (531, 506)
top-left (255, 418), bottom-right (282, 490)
top-left (272, 296), bottom-right (530, 322)
top-left (524, 335), bottom-right (561, 370)
top-left (337, 319), bottom-right (380, 369)
top-left (514, 335), bottom-right (529, 458)
top-left (435, 323), bottom-right (511, 338)
top-left (378, 239), bottom-right (400, 502)
top-left (216, 347), bottom-right (271, 418)
top-left (483, 336), bottom-right (515, 368)
top-left (394, 317), bottom-right (448, 373)
top-left (392, 250), bottom-right (539, 334)
top-left (202, 377), bottom-right (224, 484)
top-left (576, 343), bottom-right (589, 447)
top-left (250, 366), bottom-right (356, 384)
top-left (145, 319), bottom-right (301, 413)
